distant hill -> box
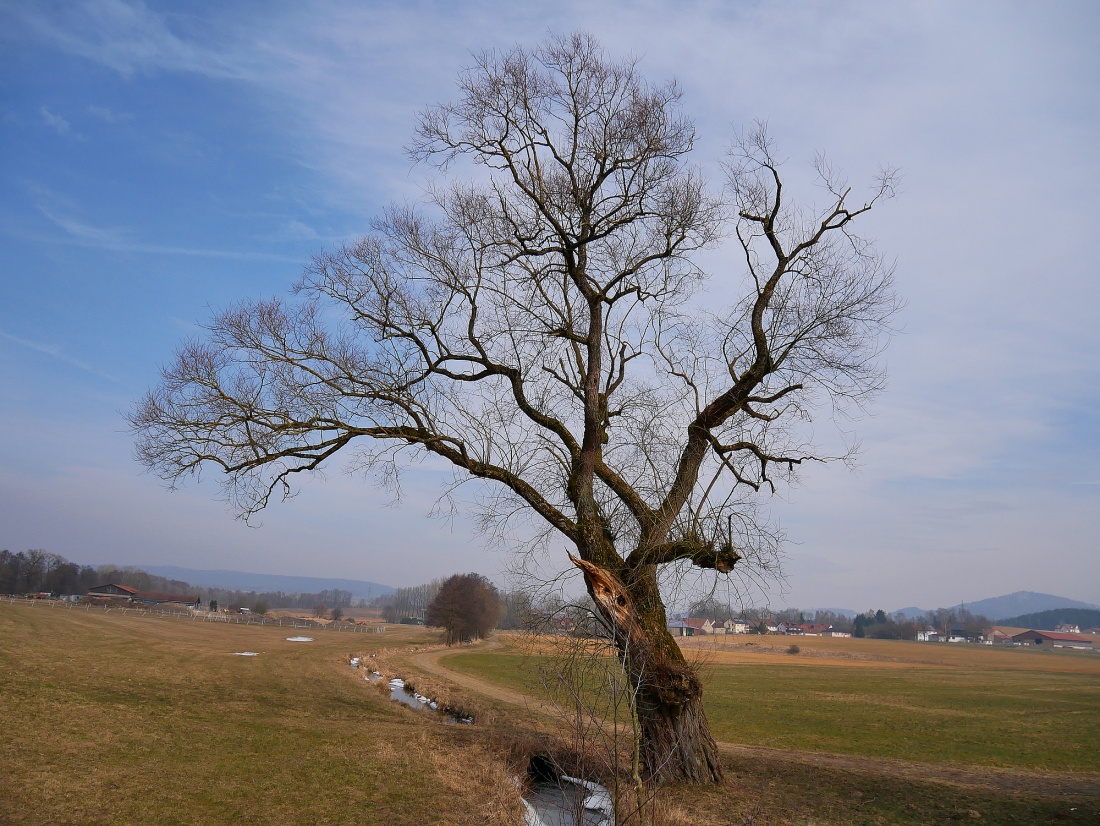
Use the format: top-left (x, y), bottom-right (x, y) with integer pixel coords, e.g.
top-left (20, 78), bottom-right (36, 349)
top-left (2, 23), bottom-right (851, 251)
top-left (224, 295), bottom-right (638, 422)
top-left (997, 608), bottom-right (1100, 631)
top-left (142, 566), bottom-right (395, 601)
top-left (965, 592), bottom-right (1098, 621)
top-left (804, 607), bottom-right (857, 618)
top-left (893, 591), bottom-right (1099, 622)
top-left (892, 606), bottom-right (930, 619)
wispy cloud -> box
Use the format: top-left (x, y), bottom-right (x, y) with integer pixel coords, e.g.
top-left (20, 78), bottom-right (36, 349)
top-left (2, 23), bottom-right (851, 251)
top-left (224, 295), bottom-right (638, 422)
top-left (36, 197), bottom-right (131, 245)
top-left (31, 192), bottom-right (296, 262)
top-left (0, 330), bottom-right (119, 383)
top-left (11, 0), bottom-right (253, 80)
top-left (39, 106), bottom-right (73, 135)
top-left (87, 104), bottom-right (132, 123)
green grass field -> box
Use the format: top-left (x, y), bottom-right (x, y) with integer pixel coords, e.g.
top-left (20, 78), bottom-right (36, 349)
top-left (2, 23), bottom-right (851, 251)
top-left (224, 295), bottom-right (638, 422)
top-left (442, 636), bottom-right (1100, 772)
top-left (703, 661), bottom-right (1100, 770)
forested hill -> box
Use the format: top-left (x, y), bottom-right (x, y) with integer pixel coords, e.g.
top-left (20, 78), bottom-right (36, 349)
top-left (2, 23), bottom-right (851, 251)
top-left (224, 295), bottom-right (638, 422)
top-left (998, 608), bottom-right (1100, 630)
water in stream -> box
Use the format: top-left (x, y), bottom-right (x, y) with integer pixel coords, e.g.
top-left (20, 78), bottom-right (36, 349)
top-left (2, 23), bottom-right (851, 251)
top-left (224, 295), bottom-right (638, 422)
top-left (381, 677), bottom-right (473, 724)
top-left (522, 757), bottom-right (614, 826)
top-left (521, 783), bottom-right (616, 826)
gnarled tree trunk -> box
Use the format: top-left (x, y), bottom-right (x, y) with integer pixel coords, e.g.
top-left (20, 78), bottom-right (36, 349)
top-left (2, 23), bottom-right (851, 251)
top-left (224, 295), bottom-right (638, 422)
top-left (572, 555), bottom-right (723, 784)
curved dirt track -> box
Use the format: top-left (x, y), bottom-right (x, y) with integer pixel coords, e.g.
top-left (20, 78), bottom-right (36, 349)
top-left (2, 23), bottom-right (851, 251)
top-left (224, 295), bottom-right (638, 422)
top-left (410, 639), bottom-right (557, 716)
top-left (410, 642), bottom-right (1100, 801)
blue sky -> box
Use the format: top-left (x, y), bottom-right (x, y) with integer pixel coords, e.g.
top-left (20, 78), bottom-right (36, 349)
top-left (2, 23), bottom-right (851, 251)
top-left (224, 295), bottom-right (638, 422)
top-left (1, 1), bottom-right (1098, 610)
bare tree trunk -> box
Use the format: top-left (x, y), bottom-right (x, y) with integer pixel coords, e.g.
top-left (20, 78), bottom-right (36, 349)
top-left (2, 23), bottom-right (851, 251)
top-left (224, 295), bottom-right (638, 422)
top-left (628, 602), bottom-right (723, 784)
top-left (573, 555), bottom-right (723, 785)
top-left (636, 677), bottom-right (722, 785)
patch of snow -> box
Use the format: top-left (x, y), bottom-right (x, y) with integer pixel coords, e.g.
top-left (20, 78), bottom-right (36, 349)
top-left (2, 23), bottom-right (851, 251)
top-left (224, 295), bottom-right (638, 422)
top-left (230, 652), bottom-right (260, 656)
top-left (522, 798), bottom-right (546, 826)
top-left (285, 636), bottom-right (314, 642)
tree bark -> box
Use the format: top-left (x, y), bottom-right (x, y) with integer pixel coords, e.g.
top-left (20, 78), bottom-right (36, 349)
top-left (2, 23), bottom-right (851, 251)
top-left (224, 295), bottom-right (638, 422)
top-left (571, 555), bottom-right (723, 784)
top-left (636, 675), bottom-right (722, 785)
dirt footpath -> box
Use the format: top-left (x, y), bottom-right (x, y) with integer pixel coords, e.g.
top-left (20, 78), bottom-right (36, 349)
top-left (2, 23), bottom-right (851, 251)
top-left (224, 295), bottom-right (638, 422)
top-left (410, 639), bottom-right (559, 718)
top-left (411, 641), bottom-right (1100, 802)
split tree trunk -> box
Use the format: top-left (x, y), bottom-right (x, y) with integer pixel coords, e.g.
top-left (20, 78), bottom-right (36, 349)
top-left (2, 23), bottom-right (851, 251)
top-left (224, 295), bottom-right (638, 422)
top-left (571, 555), bottom-right (723, 785)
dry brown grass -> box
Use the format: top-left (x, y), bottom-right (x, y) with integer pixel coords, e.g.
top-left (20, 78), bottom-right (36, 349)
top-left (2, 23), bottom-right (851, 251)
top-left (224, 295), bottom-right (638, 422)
top-left (8, 602), bottom-right (1097, 825)
top-left (0, 600), bottom-right (525, 825)
top-left (420, 631), bottom-right (1100, 824)
top-left (677, 632), bottom-right (1100, 674)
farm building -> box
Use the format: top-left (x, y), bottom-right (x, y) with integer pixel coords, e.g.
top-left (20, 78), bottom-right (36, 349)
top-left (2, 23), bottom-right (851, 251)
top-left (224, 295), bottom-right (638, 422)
top-left (1009, 630), bottom-right (1093, 650)
top-left (86, 583), bottom-right (200, 606)
top-left (86, 583), bottom-right (139, 599)
top-left (983, 628), bottom-right (1012, 644)
top-left (667, 618), bottom-right (714, 637)
top-left (667, 620), bottom-right (696, 637)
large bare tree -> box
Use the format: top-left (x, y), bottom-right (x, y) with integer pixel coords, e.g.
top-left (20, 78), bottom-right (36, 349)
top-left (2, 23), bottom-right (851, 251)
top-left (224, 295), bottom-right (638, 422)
top-left (131, 33), bottom-right (899, 785)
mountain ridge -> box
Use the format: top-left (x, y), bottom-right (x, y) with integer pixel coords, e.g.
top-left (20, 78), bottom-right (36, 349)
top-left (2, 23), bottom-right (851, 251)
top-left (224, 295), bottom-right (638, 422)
top-left (891, 591), bottom-right (1099, 622)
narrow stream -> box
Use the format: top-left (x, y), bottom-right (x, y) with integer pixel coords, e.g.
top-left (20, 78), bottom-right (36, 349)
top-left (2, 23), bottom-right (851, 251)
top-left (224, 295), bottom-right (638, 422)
top-left (355, 659), bottom-right (611, 823)
top-left (523, 757), bottom-right (614, 826)
top-left (363, 670), bottom-right (473, 724)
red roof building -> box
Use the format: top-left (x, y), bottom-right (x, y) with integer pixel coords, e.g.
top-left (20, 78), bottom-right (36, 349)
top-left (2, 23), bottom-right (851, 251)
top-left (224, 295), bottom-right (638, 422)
top-left (86, 583), bottom-right (200, 606)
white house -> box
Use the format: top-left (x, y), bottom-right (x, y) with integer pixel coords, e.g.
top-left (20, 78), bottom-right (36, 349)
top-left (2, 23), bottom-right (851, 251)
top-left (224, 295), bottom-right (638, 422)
top-left (723, 619), bottom-right (750, 634)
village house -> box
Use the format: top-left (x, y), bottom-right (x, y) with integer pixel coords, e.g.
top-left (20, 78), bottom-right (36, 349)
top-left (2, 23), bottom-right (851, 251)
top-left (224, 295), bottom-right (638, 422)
top-left (723, 619), bottom-right (750, 634)
top-left (947, 627), bottom-right (971, 643)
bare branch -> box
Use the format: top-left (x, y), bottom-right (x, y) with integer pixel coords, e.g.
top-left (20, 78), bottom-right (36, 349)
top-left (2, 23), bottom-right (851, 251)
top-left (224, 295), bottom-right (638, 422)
top-left (130, 33), bottom-right (900, 787)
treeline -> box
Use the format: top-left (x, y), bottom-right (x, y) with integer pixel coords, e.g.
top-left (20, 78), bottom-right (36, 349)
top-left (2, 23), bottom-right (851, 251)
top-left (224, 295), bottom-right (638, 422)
top-left (684, 595), bottom-right (995, 640)
top-left (686, 597), bottom-right (854, 630)
top-left (0, 550), bottom-right (98, 596)
top-left (371, 578), bottom-right (599, 635)
top-left (370, 580), bottom-right (444, 623)
top-left (998, 607), bottom-right (1100, 631)
top-left (0, 549), bottom-right (358, 612)
top-left (842, 607), bottom-right (992, 639)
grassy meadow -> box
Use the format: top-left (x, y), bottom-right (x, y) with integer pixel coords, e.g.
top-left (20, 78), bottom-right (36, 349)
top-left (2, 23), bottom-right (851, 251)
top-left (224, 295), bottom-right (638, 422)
top-left (3, 599), bottom-right (1099, 825)
top-left (0, 600), bottom-right (522, 825)
top-left (444, 634), bottom-right (1100, 773)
